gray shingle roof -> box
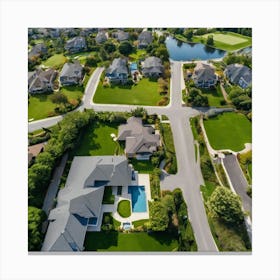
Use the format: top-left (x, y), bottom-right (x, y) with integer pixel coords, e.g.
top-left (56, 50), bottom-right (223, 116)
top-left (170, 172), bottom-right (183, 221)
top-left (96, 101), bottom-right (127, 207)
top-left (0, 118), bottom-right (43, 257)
top-left (224, 63), bottom-right (252, 86)
top-left (117, 117), bottom-right (160, 155)
top-left (138, 31), bottom-right (153, 46)
top-left (60, 61), bottom-right (83, 79)
top-left (28, 43), bottom-right (47, 59)
top-left (42, 156), bottom-right (132, 252)
top-left (95, 31), bottom-right (107, 44)
top-left (142, 56), bottom-right (164, 75)
top-left (28, 68), bottom-right (57, 93)
top-left (193, 62), bottom-right (216, 83)
top-left (106, 58), bottom-right (128, 76)
top-left (65, 36), bottom-right (86, 52)
top-left (114, 30), bottom-right (129, 41)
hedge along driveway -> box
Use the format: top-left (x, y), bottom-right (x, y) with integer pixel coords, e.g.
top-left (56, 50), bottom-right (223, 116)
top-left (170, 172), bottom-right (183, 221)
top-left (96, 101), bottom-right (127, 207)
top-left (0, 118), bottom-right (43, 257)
top-left (93, 78), bottom-right (164, 106)
top-left (203, 112), bottom-right (252, 152)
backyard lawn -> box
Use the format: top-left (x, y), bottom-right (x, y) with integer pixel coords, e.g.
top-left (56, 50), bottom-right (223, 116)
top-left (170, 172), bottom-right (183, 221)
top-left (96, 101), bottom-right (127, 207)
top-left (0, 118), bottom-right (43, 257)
top-left (71, 122), bottom-right (122, 156)
top-left (129, 49), bottom-right (147, 60)
top-left (129, 158), bottom-right (155, 174)
top-left (42, 54), bottom-right (68, 69)
top-left (200, 86), bottom-right (229, 107)
top-left (93, 78), bottom-right (166, 106)
top-left (198, 32), bottom-right (252, 52)
top-left (84, 231), bottom-right (178, 251)
top-left (66, 51), bottom-right (97, 65)
top-left (28, 86), bottom-right (83, 120)
top-left (204, 112), bottom-right (252, 151)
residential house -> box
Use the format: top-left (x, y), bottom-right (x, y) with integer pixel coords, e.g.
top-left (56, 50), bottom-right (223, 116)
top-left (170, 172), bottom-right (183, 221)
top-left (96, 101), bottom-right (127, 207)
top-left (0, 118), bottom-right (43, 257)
top-left (28, 142), bottom-right (46, 165)
top-left (28, 43), bottom-right (48, 61)
top-left (192, 62), bottom-right (217, 88)
top-left (113, 30), bottom-right (129, 42)
top-left (106, 58), bottom-right (128, 84)
top-left (28, 68), bottom-right (57, 94)
top-left (224, 63), bottom-right (252, 89)
top-left (41, 156), bottom-right (134, 251)
top-left (65, 36), bottom-right (87, 54)
top-left (138, 31), bottom-right (153, 48)
top-left (142, 56), bottom-right (164, 78)
top-left (117, 117), bottom-right (160, 160)
top-left (95, 31), bottom-right (108, 44)
top-left (60, 61), bottom-right (84, 86)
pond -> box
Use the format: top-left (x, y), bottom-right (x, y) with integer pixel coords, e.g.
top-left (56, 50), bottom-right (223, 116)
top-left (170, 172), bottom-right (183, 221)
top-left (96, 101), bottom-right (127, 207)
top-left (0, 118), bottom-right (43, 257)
top-left (165, 36), bottom-right (226, 61)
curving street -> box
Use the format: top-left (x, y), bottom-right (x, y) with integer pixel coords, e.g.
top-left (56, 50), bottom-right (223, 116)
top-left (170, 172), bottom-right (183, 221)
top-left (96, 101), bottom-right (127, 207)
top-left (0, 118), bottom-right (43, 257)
top-left (28, 62), bottom-right (218, 252)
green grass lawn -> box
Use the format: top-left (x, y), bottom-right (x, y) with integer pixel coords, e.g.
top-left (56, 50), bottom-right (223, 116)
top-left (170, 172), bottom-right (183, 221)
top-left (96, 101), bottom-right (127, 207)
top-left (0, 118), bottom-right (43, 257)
top-left (93, 78), bottom-right (165, 106)
top-left (200, 181), bottom-right (217, 202)
top-left (84, 231), bottom-right (178, 251)
top-left (117, 200), bottom-right (131, 218)
top-left (102, 186), bottom-right (115, 204)
top-left (196, 32), bottom-right (252, 52)
top-left (72, 122), bottom-right (121, 156)
top-left (28, 86), bottom-right (84, 120)
top-left (129, 158), bottom-right (155, 174)
top-left (204, 112), bottom-right (252, 151)
top-left (161, 123), bottom-right (177, 174)
top-left (42, 54), bottom-right (68, 69)
top-left (200, 86), bottom-right (228, 107)
top-left (66, 51), bottom-right (97, 65)
top-left (132, 219), bottom-right (150, 228)
top-left (129, 49), bottom-right (147, 60)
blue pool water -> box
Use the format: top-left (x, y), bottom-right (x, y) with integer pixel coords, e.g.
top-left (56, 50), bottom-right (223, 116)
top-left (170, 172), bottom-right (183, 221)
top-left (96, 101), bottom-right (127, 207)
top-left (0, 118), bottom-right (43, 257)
top-left (130, 63), bottom-right (138, 71)
top-left (128, 186), bottom-right (147, 212)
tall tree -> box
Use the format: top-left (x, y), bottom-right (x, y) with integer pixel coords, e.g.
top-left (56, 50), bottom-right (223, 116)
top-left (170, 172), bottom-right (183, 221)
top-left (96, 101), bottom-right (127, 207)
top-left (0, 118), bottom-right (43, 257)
top-left (208, 186), bottom-right (244, 225)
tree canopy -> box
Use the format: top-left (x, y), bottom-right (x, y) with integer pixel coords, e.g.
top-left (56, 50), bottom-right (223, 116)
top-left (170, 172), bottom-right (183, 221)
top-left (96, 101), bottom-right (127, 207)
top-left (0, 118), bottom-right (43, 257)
top-left (149, 201), bottom-right (169, 231)
top-left (208, 186), bottom-right (244, 225)
top-left (118, 41), bottom-right (133, 55)
top-left (28, 206), bottom-right (47, 251)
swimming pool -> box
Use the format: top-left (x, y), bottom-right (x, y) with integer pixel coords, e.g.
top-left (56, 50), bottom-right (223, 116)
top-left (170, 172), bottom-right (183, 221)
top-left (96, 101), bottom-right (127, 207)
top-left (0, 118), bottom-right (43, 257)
top-left (128, 186), bottom-right (147, 212)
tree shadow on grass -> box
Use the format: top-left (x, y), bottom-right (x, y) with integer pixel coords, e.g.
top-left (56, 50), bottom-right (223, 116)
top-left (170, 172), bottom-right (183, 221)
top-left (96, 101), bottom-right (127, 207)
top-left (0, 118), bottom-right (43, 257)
top-left (84, 231), bottom-right (119, 251)
top-left (149, 231), bottom-right (178, 246)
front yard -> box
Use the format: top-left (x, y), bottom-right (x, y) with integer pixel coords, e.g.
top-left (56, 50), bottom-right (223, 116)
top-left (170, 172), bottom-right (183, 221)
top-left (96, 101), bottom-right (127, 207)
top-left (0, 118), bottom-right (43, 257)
top-left (200, 86), bottom-right (229, 107)
top-left (84, 231), bottom-right (178, 251)
top-left (93, 78), bottom-right (168, 106)
top-left (204, 112), bottom-right (252, 151)
top-left (28, 86), bottom-right (84, 120)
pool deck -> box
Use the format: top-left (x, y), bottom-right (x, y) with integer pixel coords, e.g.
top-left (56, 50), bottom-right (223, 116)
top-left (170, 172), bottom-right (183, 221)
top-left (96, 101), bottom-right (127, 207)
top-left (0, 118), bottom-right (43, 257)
top-left (88, 174), bottom-right (151, 231)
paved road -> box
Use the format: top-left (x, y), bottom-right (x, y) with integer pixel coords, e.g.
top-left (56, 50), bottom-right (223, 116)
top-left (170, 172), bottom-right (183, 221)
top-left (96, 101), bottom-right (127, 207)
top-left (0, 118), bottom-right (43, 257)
top-left (222, 154), bottom-right (252, 216)
top-left (42, 153), bottom-right (68, 216)
top-left (28, 62), bottom-right (218, 252)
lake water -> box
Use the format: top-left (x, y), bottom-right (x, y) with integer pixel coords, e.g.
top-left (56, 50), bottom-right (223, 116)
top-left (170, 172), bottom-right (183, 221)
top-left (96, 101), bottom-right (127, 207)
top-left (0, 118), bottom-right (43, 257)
top-left (165, 36), bottom-right (226, 61)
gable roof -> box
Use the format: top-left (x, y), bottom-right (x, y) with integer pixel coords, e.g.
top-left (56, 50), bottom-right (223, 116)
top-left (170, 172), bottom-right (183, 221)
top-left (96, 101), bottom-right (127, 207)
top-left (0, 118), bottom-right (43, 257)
top-left (60, 61), bottom-right (83, 78)
top-left (95, 31), bottom-right (107, 43)
top-left (117, 117), bottom-right (160, 155)
top-left (224, 63), bottom-right (252, 85)
top-left (193, 62), bottom-right (216, 82)
top-left (28, 68), bottom-right (57, 92)
top-left (42, 156), bottom-right (132, 252)
top-left (114, 30), bottom-right (129, 41)
top-left (138, 31), bottom-right (153, 45)
top-left (28, 43), bottom-right (47, 59)
top-left (106, 58), bottom-right (128, 76)
top-left (142, 56), bottom-right (163, 74)
top-left (65, 36), bottom-right (86, 51)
